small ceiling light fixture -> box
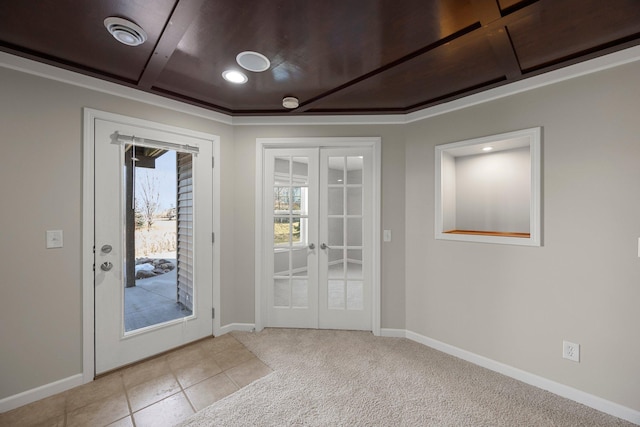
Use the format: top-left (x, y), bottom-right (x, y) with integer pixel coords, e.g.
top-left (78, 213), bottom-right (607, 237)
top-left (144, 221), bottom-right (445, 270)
top-left (222, 70), bottom-right (248, 84)
top-left (282, 96), bottom-right (299, 109)
top-left (482, 146), bottom-right (494, 152)
top-left (236, 51), bottom-right (271, 72)
top-left (104, 17), bottom-right (147, 46)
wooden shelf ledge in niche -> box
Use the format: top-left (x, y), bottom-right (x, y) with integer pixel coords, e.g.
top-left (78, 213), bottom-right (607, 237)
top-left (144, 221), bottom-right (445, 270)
top-left (444, 230), bottom-right (530, 238)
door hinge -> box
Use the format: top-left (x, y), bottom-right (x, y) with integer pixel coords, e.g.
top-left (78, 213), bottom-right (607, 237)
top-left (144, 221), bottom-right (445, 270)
top-left (212, 307), bottom-right (215, 319)
top-left (212, 157), bottom-right (215, 168)
top-left (212, 232), bottom-right (215, 243)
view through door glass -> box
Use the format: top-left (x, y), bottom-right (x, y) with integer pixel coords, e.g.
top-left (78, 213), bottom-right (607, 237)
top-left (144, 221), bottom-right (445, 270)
top-left (273, 156), bottom-right (310, 310)
top-left (327, 156), bottom-right (364, 311)
top-left (123, 144), bottom-right (194, 332)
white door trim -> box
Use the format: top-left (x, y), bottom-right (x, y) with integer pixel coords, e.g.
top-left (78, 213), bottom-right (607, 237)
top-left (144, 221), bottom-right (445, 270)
top-left (255, 137), bottom-right (381, 336)
top-left (82, 108), bottom-right (221, 382)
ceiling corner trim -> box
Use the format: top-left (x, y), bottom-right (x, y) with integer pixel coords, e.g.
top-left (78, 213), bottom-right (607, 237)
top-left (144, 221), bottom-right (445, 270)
top-left (0, 51), bottom-right (234, 126)
top-left (404, 44), bottom-right (640, 124)
top-left (2, 44), bottom-right (640, 128)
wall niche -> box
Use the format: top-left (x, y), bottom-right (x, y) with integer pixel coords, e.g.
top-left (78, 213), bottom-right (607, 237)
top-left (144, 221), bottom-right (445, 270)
top-left (435, 127), bottom-right (541, 246)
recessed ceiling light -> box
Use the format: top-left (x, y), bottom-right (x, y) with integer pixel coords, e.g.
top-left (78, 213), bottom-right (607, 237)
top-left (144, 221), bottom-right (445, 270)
top-left (222, 70), bottom-right (248, 84)
top-left (104, 17), bottom-right (147, 46)
top-left (282, 96), bottom-right (299, 109)
top-left (482, 146), bottom-right (494, 152)
top-left (236, 51), bottom-right (271, 72)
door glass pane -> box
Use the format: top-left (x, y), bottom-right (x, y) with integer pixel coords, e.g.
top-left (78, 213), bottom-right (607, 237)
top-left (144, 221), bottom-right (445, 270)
top-left (292, 279), bottom-right (308, 308)
top-left (274, 157), bottom-right (290, 185)
top-left (291, 249), bottom-right (308, 275)
top-left (347, 281), bottom-right (364, 310)
top-left (273, 249), bottom-right (289, 275)
top-left (346, 249), bottom-right (363, 279)
top-left (328, 187), bottom-right (344, 215)
top-left (274, 278), bottom-right (290, 307)
top-left (328, 218), bottom-right (344, 246)
top-left (346, 187), bottom-right (362, 215)
top-left (123, 146), bottom-right (192, 332)
top-left (328, 248), bottom-right (344, 279)
top-left (291, 187), bottom-right (305, 215)
top-left (347, 156), bottom-right (363, 184)
top-left (273, 217), bottom-right (291, 246)
top-left (328, 280), bottom-right (345, 309)
top-left (274, 186), bottom-right (294, 213)
top-left (347, 218), bottom-right (362, 246)
top-left (328, 157), bottom-right (345, 184)
top-left (292, 157), bottom-right (309, 185)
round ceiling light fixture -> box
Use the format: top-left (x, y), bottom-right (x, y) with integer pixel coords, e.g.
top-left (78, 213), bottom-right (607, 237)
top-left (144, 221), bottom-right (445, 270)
top-left (104, 17), bottom-right (147, 46)
top-left (222, 70), bottom-right (248, 84)
top-left (236, 51), bottom-right (271, 72)
top-left (282, 96), bottom-right (299, 109)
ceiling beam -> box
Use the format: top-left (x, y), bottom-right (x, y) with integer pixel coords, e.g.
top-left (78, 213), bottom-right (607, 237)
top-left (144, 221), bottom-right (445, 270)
top-left (138, 0), bottom-right (206, 89)
top-left (472, 0), bottom-right (522, 80)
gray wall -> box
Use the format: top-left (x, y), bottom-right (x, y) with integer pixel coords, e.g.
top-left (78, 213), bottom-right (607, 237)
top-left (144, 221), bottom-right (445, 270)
top-left (405, 60), bottom-right (640, 410)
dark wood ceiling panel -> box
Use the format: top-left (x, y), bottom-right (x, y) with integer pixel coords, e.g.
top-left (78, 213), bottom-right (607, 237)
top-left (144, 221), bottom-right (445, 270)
top-left (508, 0), bottom-right (640, 72)
top-left (0, 0), bottom-right (176, 81)
top-left (0, 0), bottom-right (638, 116)
top-left (153, 0), bottom-right (481, 111)
top-left (303, 31), bottom-right (505, 112)
top-left (498, 0), bottom-right (534, 13)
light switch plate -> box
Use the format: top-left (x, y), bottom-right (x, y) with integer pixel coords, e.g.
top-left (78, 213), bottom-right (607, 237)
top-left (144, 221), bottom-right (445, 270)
top-left (46, 230), bottom-right (63, 249)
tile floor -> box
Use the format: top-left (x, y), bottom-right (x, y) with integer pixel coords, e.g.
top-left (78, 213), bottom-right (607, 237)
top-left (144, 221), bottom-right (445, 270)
top-left (0, 334), bottom-right (272, 427)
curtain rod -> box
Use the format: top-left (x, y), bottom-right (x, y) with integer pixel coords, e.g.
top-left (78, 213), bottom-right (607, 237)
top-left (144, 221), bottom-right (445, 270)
top-left (114, 132), bottom-right (199, 155)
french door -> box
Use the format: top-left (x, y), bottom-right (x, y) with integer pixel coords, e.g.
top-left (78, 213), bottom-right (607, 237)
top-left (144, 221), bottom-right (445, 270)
top-left (93, 116), bottom-right (214, 374)
top-left (263, 146), bottom-right (373, 330)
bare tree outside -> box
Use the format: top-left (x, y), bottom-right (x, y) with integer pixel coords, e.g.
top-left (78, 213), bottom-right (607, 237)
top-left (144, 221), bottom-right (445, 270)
top-left (137, 171), bottom-right (160, 231)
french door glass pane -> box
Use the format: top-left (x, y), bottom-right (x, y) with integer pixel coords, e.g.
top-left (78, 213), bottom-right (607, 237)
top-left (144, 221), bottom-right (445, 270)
top-left (346, 156), bottom-right (363, 184)
top-left (328, 157), bottom-right (345, 184)
top-left (328, 280), bottom-right (345, 309)
top-left (123, 145), bottom-right (192, 332)
top-left (291, 278), bottom-right (308, 308)
top-left (274, 278), bottom-right (290, 307)
top-left (346, 187), bottom-right (362, 215)
top-left (347, 281), bottom-right (364, 310)
top-left (328, 187), bottom-right (344, 215)
top-left (328, 218), bottom-right (344, 246)
top-left (347, 218), bottom-right (362, 246)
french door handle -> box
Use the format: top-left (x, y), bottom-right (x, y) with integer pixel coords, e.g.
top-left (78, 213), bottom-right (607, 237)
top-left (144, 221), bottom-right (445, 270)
top-left (100, 261), bottom-right (113, 272)
top-left (308, 243), bottom-right (315, 250)
top-left (320, 243), bottom-right (330, 250)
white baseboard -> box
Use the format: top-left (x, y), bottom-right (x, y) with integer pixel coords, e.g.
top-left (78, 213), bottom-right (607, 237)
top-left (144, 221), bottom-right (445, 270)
top-left (218, 323), bottom-right (256, 336)
top-left (379, 328), bottom-right (407, 338)
top-left (400, 330), bottom-right (640, 425)
top-left (0, 373), bottom-right (83, 413)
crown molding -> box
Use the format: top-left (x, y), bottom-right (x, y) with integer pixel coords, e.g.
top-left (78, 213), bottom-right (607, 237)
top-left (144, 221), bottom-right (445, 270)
top-left (2, 45), bottom-right (640, 127)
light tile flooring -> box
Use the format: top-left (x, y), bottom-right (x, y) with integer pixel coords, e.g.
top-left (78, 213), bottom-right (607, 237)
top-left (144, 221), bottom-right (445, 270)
top-left (0, 334), bottom-right (272, 427)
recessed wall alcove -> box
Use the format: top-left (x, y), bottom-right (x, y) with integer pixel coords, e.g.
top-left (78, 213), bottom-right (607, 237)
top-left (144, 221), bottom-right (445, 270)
top-left (435, 127), bottom-right (541, 246)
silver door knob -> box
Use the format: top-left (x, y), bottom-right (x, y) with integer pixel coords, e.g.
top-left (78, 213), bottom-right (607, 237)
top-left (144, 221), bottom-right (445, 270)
top-left (101, 244), bottom-right (113, 254)
top-left (100, 261), bottom-right (113, 271)
top-left (308, 243), bottom-right (315, 249)
top-left (320, 243), bottom-right (330, 250)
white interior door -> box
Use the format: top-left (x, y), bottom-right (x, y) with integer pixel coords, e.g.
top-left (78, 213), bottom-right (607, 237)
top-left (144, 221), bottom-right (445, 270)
top-left (265, 149), bottom-right (319, 328)
top-left (94, 118), bottom-right (214, 374)
top-left (264, 146), bottom-right (372, 331)
top-left (319, 148), bottom-right (372, 330)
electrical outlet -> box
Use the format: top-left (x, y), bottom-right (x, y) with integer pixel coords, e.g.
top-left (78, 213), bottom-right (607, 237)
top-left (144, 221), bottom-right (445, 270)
top-left (563, 340), bottom-right (580, 362)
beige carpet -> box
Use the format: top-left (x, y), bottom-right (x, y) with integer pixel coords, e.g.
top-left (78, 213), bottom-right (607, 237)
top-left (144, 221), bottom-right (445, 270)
top-left (180, 329), bottom-right (633, 426)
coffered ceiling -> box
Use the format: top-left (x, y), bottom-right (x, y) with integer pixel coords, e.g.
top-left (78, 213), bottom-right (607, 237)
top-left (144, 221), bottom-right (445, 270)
top-left (1, 0), bottom-right (639, 117)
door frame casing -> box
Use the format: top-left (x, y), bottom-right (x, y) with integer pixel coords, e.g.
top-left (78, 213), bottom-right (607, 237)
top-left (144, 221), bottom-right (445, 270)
top-left (82, 108), bottom-right (221, 383)
top-left (255, 137), bottom-right (381, 336)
